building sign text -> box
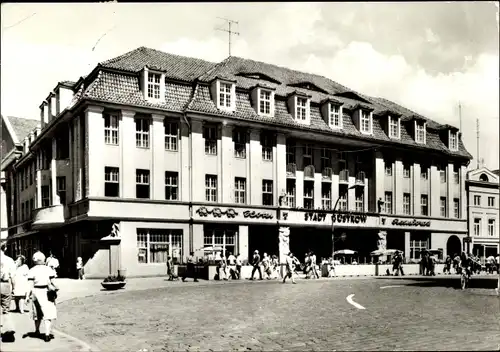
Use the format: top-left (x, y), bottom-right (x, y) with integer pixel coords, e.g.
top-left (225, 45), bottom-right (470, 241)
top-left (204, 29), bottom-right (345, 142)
top-left (390, 218), bottom-right (431, 227)
top-left (332, 213), bottom-right (367, 224)
top-left (195, 207), bottom-right (273, 220)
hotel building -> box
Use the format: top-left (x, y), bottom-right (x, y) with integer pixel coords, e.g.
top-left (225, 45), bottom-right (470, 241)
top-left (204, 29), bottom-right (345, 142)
top-left (466, 167), bottom-right (499, 258)
top-left (1, 47), bottom-right (473, 278)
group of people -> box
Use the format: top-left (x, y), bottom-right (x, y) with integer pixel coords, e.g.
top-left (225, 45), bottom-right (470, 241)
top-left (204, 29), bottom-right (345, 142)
top-left (1, 243), bottom-right (59, 344)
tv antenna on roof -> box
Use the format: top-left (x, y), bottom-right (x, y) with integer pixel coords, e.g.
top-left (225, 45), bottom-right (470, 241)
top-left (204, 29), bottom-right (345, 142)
top-left (215, 17), bottom-right (240, 57)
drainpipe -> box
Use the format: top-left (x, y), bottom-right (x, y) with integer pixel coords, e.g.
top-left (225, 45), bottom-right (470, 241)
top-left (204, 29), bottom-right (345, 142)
top-left (182, 112), bottom-right (193, 260)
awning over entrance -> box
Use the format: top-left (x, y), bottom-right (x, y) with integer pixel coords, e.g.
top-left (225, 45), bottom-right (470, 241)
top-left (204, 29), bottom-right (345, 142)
top-left (31, 205), bottom-right (65, 229)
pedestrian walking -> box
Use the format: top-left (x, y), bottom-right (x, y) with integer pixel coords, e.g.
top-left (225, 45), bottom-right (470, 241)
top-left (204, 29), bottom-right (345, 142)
top-left (27, 251), bottom-right (59, 342)
top-left (220, 254), bottom-right (228, 281)
top-left (1, 241), bottom-right (16, 343)
top-left (261, 253), bottom-right (272, 279)
top-left (328, 257), bottom-right (337, 278)
top-left (227, 252), bottom-right (237, 280)
top-left (310, 251), bottom-right (320, 279)
top-left (250, 250), bottom-right (263, 280)
top-left (444, 255), bottom-right (452, 275)
top-left (13, 255), bottom-right (30, 313)
top-left (46, 252), bottom-right (60, 278)
top-left (392, 251), bottom-right (404, 276)
top-left (182, 252), bottom-right (198, 282)
top-left (166, 256), bottom-right (174, 281)
top-left (283, 252), bottom-right (299, 284)
top-left (304, 252), bottom-right (312, 278)
top-left (270, 254), bottom-right (280, 279)
top-left (235, 253), bottom-right (242, 279)
top-left (76, 257), bottom-right (85, 280)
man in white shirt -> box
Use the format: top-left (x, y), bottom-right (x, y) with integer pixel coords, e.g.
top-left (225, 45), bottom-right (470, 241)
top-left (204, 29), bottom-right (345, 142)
top-left (235, 253), bottom-right (242, 280)
top-left (227, 252), bottom-right (237, 280)
top-left (1, 241), bottom-right (16, 342)
top-left (46, 252), bottom-right (60, 277)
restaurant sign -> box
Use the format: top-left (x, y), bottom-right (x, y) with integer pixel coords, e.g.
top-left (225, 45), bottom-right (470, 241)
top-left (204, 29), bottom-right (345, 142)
top-left (193, 206), bottom-right (275, 222)
top-left (280, 210), bottom-right (376, 227)
top-left (381, 217), bottom-right (431, 228)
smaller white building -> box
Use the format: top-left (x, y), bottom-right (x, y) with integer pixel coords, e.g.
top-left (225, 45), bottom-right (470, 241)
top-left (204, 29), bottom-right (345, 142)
top-left (466, 167), bottom-right (499, 258)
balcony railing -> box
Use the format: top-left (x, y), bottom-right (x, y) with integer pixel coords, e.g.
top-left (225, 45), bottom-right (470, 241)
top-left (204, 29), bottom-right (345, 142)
top-left (322, 167), bottom-right (333, 180)
top-left (286, 163), bottom-right (297, 178)
top-left (356, 171), bottom-right (366, 185)
top-left (339, 169), bottom-right (349, 183)
top-left (31, 204), bottom-right (65, 229)
top-left (304, 165), bottom-right (315, 179)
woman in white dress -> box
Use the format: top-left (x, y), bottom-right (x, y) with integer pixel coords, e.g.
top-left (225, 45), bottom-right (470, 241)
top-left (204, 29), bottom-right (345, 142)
top-left (12, 255), bottom-right (29, 313)
top-left (27, 251), bottom-right (59, 342)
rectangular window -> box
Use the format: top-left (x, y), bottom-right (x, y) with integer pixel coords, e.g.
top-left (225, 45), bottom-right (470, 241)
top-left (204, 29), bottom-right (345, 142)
top-left (488, 219), bottom-right (495, 237)
top-left (24, 169), bottom-right (28, 189)
top-left (56, 176), bottom-right (66, 205)
top-left (296, 97), bottom-right (307, 120)
top-left (137, 229), bottom-right (183, 264)
top-left (261, 134), bottom-right (273, 161)
top-left (286, 179), bottom-right (296, 207)
top-left (453, 168), bottom-right (459, 184)
top-left (205, 175), bottom-right (217, 202)
top-left (29, 163), bottom-right (33, 185)
top-left (453, 198), bottom-right (460, 218)
top-left (389, 116), bottom-right (399, 138)
top-left (421, 166), bottom-right (428, 180)
top-left (440, 197), bottom-right (447, 217)
top-left (449, 132), bottom-right (457, 150)
top-left (259, 89), bottom-right (271, 115)
top-left (204, 228), bottom-right (236, 258)
top-left (41, 185), bottom-right (50, 207)
top-left (165, 172), bottom-right (178, 201)
top-left (233, 130), bottom-right (246, 158)
top-left (219, 82), bottom-right (232, 108)
top-left (384, 192), bottom-right (392, 214)
top-left (338, 152), bottom-right (347, 173)
top-left (303, 181), bottom-right (314, 209)
top-left (147, 72), bottom-right (161, 100)
top-left (286, 140), bottom-right (295, 164)
top-left (385, 161), bottom-right (392, 176)
top-left (21, 203), bottom-right (25, 221)
top-left (136, 169), bottom-right (150, 199)
top-left (440, 167), bottom-right (446, 183)
top-left (104, 113), bottom-right (119, 145)
top-left (360, 110), bottom-right (371, 133)
top-left (234, 178), bottom-right (246, 204)
top-left (303, 144), bottom-right (313, 167)
top-left (19, 172), bottom-right (23, 191)
top-left (420, 195), bottom-right (428, 216)
top-left (473, 218), bottom-right (481, 236)
top-left (329, 104), bottom-right (341, 128)
top-left (403, 164), bottom-right (410, 178)
top-left (473, 195), bottom-right (481, 206)
top-left (321, 148), bottom-right (331, 170)
top-left (262, 180), bottom-right (273, 206)
top-left (164, 121), bottom-right (178, 151)
top-left (104, 167), bottom-right (119, 197)
top-left (355, 189), bottom-right (364, 212)
top-left (55, 134), bottom-right (70, 159)
top-left (339, 185), bottom-right (348, 211)
top-left (321, 183), bottom-right (331, 210)
top-left (416, 123), bottom-right (426, 143)
top-left (29, 198), bottom-right (34, 218)
top-left (135, 118), bottom-right (150, 148)
top-left (488, 197), bottom-right (495, 207)
top-left (204, 126), bottom-right (217, 155)
top-left (410, 240), bottom-right (428, 260)
top-left (403, 193), bottom-right (411, 215)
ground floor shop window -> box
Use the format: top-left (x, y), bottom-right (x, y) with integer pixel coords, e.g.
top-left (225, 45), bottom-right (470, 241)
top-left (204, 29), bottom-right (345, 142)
top-left (203, 228), bottom-right (236, 257)
top-left (137, 229), bottom-right (183, 264)
top-left (410, 239), bottom-right (428, 260)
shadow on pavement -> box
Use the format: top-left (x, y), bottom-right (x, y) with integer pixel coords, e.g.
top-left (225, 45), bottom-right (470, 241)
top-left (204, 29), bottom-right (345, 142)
top-left (390, 276), bottom-right (499, 290)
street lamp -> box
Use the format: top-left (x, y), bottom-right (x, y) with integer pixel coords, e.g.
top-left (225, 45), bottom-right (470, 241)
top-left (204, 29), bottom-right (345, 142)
top-left (331, 184), bottom-right (363, 258)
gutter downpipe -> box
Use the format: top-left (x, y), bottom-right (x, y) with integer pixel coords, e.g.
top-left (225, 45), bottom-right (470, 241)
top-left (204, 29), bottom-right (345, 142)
top-left (182, 112), bottom-right (193, 261)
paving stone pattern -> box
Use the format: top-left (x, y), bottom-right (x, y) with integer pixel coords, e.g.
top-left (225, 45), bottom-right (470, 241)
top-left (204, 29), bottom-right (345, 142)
top-left (55, 278), bottom-right (500, 351)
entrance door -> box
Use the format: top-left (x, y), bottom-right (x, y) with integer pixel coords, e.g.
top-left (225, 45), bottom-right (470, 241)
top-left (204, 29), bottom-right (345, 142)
top-left (446, 235), bottom-right (461, 257)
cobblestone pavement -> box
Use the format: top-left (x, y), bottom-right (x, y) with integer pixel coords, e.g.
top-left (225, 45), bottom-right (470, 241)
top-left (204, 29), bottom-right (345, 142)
top-left (54, 278), bottom-right (500, 351)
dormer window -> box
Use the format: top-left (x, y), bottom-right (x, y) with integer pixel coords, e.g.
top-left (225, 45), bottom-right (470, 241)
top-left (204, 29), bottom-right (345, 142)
top-left (296, 97), bottom-right (308, 121)
top-left (415, 121), bottom-right (426, 144)
top-left (147, 72), bottom-right (161, 100)
top-left (329, 104), bottom-right (342, 128)
top-left (388, 116), bottom-right (400, 139)
top-left (449, 131), bottom-right (458, 151)
top-left (259, 89), bottom-right (272, 115)
top-left (219, 82), bottom-right (232, 108)
top-left (360, 110), bottom-right (372, 134)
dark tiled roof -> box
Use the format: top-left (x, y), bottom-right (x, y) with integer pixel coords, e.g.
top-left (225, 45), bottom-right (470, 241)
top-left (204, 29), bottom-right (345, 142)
top-left (493, 169), bottom-right (499, 176)
top-left (6, 116), bottom-right (39, 141)
top-left (99, 46), bottom-right (216, 82)
top-left (68, 47), bottom-right (471, 160)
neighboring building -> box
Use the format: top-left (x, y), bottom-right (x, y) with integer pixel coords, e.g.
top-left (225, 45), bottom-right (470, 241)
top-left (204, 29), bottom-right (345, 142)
top-left (466, 167), bottom-right (499, 258)
top-left (2, 47), bottom-right (472, 278)
top-left (1, 115), bottom-right (40, 241)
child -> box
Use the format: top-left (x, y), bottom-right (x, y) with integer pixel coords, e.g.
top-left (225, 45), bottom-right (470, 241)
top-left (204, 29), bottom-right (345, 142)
top-left (166, 256), bottom-right (174, 281)
top-left (76, 257), bottom-right (85, 280)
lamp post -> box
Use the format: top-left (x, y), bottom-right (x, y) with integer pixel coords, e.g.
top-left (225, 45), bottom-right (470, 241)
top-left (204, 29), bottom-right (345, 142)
top-left (331, 184), bottom-right (362, 258)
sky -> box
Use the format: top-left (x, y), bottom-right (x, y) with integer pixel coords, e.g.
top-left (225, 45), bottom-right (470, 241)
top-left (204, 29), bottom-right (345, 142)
top-left (1, 2), bottom-right (499, 170)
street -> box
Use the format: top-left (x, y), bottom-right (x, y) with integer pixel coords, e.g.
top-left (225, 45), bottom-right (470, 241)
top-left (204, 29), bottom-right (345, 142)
top-left (52, 278), bottom-right (500, 351)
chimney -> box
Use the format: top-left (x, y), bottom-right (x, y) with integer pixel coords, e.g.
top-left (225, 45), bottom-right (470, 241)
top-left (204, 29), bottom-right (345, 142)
top-left (40, 101), bottom-right (48, 128)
